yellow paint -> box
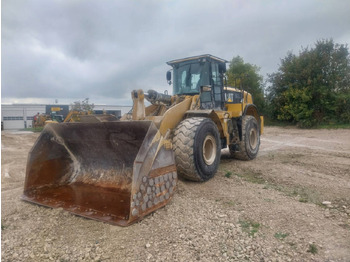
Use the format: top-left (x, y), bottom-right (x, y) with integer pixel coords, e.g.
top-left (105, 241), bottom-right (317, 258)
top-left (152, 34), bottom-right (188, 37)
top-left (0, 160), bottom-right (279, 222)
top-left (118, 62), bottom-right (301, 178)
top-left (126, 85), bottom-right (263, 149)
top-left (225, 104), bottom-right (243, 117)
top-left (260, 116), bottom-right (264, 135)
top-left (51, 107), bottom-right (61, 112)
top-left (132, 90), bottom-right (146, 120)
top-left (157, 97), bottom-right (192, 136)
top-left (44, 120), bottom-right (59, 125)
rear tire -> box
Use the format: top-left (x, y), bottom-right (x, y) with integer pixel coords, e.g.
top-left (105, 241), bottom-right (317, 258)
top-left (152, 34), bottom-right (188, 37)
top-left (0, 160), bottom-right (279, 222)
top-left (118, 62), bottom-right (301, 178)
top-left (230, 115), bottom-right (260, 160)
top-left (173, 117), bottom-right (221, 182)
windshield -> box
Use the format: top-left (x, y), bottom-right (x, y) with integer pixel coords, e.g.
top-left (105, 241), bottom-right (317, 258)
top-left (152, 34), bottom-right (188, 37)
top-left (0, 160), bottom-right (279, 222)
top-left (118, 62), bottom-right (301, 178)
top-left (225, 90), bottom-right (243, 104)
top-left (173, 62), bottom-right (210, 95)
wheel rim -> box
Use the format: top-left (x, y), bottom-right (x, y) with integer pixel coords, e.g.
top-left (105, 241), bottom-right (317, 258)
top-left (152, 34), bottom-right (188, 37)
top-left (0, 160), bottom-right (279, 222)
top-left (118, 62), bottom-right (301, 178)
top-left (249, 128), bottom-right (258, 149)
top-left (202, 135), bottom-right (216, 165)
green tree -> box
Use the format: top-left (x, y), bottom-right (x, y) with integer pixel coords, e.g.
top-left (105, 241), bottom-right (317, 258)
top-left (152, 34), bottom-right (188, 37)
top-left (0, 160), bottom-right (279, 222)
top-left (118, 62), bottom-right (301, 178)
top-left (71, 98), bottom-right (95, 112)
top-left (268, 39), bottom-right (350, 127)
top-left (226, 56), bottom-right (265, 113)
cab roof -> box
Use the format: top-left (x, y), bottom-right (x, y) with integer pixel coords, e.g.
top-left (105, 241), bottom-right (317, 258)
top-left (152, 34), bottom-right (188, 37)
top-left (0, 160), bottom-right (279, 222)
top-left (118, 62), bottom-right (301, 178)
top-left (166, 54), bottom-right (228, 66)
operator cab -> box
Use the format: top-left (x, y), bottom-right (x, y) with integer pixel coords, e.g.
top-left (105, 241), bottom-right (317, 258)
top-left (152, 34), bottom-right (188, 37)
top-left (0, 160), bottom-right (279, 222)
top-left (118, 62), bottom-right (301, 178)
top-left (50, 112), bottom-right (64, 123)
top-left (167, 54), bottom-right (227, 110)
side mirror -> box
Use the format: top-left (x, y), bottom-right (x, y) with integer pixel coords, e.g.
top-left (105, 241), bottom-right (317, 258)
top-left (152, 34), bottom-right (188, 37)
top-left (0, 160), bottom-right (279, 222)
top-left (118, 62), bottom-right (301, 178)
top-left (166, 71), bottom-right (172, 85)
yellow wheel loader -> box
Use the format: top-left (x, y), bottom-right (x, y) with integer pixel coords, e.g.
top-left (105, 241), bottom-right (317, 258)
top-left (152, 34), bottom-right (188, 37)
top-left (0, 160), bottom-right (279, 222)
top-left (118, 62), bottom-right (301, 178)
top-left (23, 54), bottom-right (263, 226)
top-left (62, 110), bottom-right (119, 123)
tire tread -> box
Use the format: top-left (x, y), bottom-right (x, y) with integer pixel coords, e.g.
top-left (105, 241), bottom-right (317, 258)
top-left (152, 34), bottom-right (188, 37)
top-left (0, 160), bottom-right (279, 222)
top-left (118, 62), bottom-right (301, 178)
top-left (173, 117), bottom-right (206, 181)
top-left (231, 115), bottom-right (260, 161)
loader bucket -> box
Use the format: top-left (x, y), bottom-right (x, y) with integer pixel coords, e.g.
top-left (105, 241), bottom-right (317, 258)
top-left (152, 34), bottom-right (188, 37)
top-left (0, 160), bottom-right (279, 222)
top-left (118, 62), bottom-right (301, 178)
top-left (22, 121), bottom-right (177, 226)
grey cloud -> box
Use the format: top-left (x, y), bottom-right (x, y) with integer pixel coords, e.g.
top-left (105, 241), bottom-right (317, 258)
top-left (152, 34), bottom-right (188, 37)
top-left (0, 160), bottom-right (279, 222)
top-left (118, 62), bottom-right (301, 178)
top-left (2, 0), bottom-right (350, 105)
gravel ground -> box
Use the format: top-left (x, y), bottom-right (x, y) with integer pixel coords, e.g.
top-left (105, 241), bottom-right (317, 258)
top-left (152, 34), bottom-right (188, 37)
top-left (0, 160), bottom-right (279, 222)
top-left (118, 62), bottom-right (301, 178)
top-left (1, 126), bottom-right (350, 261)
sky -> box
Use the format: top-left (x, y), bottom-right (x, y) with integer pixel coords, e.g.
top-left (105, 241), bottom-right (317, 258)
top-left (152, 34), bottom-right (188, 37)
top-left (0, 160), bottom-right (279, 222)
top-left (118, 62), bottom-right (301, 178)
top-left (2, 0), bottom-right (350, 106)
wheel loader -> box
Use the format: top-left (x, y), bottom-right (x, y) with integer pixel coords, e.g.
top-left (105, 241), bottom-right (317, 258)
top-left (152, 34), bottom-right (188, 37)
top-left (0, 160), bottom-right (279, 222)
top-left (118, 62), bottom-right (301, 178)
top-left (22, 54), bottom-right (263, 226)
top-left (62, 110), bottom-right (119, 123)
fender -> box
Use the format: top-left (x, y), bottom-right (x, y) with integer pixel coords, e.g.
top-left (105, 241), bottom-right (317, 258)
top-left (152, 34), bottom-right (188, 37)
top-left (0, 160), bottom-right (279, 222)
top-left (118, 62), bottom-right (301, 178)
top-left (185, 109), bottom-right (226, 142)
top-left (243, 104), bottom-right (263, 135)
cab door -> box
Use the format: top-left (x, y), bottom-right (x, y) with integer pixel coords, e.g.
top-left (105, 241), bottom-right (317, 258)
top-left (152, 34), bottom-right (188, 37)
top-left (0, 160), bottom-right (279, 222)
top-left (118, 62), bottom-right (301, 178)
top-left (211, 62), bottom-right (224, 110)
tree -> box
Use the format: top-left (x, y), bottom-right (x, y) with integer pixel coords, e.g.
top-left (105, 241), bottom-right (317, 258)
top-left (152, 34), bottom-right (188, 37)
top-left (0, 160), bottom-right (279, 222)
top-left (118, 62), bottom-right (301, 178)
top-left (226, 56), bottom-right (265, 113)
top-left (268, 39), bottom-right (350, 127)
top-left (71, 98), bottom-right (95, 113)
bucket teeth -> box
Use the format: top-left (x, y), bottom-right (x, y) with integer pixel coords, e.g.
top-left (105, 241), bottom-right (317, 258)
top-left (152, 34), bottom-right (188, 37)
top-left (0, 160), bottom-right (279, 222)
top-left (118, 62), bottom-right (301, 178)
top-left (130, 170), bottom-right (177, 219)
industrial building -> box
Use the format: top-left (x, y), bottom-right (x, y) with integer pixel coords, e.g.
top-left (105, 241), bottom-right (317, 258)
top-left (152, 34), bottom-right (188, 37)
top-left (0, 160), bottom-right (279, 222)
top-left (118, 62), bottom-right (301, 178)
top-left (1, 104), bottom-right (132, 130)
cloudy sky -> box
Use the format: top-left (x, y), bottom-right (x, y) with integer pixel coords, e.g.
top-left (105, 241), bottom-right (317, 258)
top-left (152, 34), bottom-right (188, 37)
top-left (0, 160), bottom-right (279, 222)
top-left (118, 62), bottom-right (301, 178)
top-left (2, 0), bottom-right (350, 105)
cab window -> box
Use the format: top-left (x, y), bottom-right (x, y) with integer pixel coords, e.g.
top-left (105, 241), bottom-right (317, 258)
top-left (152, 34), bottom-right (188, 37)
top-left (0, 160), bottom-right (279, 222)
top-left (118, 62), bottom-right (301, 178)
top-left (225, 90), bottom-right (243, 103)
top-left (211, 63), bottom-right (222, 86)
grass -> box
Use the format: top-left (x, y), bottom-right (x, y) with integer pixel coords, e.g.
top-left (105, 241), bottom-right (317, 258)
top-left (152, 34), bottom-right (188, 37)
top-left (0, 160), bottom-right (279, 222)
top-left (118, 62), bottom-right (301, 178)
top-left (262, 182), bottom-right (322, 205)
top-left (225, 169), bottom-right (266, 184)
top-left (241, 171), bottom-right (265, 184)
top-left (280, 153), bottom-right (305, 164)
top-left (263, 183), bottom-right (283, 192)
top-left (20, 127), bottom-right (44, 132)
top-left (239, 219), bottom-right (260, 237)
top-left (224, 171), bottom-right (232, 178)
top-left (290, 187), bottom-right (320, 205)
top-left (339, 223), bottom-right (350, 230)
top-left (274, 232), bottom-right (289, 240)
top-left (264, 117), bottom-right (350, 129)
top-left (263, 182), bottom-right (320, 205)
top-left (267, 153), bottom-right (275, 160)
top-left (307, 243), bottom-right (318, 254)
top-left (224, 200), bottom-right (235, 206)
top-left (223, 167), bottom-right (322, 206)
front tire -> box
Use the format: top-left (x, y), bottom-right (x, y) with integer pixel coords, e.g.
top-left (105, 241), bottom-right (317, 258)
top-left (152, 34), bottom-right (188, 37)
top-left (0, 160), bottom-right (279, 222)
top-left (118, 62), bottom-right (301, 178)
top-left (230, 115), bottom-right (260, 160)
top-left (173, 117), bottom-right (221, 181)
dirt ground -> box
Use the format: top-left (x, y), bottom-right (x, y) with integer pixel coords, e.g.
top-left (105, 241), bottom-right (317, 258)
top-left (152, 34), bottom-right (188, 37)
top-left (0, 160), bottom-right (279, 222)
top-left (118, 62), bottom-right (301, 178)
top-left (1, 127), bottom-right (350, 261)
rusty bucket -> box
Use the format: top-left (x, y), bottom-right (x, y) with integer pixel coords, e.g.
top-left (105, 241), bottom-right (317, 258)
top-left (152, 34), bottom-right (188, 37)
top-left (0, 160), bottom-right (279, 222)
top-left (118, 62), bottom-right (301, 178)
top-left (22, 121), bottom-right (177, 226)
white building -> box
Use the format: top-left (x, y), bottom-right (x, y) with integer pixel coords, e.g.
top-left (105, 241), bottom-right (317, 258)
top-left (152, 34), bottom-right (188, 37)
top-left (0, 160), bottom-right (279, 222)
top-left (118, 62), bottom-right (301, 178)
top-left (1, 104), bottom-right (132, 130)
top-left (2, 104), bottom-right (46, 129)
